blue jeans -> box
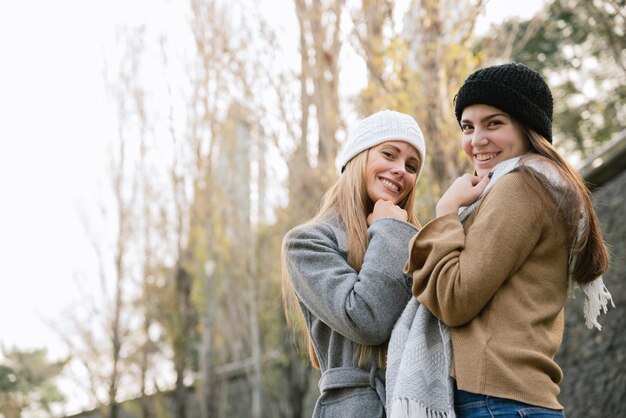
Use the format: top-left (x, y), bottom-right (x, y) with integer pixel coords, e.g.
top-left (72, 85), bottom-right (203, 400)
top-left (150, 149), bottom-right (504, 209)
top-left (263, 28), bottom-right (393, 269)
top-left (454, 387), bottom-right (565, 417)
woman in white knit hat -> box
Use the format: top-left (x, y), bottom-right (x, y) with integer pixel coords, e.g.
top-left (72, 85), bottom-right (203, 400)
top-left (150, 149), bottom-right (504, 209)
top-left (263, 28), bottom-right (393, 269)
top-left (281, 110), bottom-right (427, 417)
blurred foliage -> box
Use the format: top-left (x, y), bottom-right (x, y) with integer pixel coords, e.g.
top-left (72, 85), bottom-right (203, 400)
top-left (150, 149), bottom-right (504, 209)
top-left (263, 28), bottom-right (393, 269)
top-left (0, 365), bottom-right (18, 393)
top-left (0, 348), bottom-right (67, 418)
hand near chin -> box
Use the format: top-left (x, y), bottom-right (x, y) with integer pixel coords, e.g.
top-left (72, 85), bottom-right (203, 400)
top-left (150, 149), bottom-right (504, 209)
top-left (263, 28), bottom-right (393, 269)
top-left (436, 173), bottom-right (491, 217)
top-left (367, 199), bottom-right (408, 226)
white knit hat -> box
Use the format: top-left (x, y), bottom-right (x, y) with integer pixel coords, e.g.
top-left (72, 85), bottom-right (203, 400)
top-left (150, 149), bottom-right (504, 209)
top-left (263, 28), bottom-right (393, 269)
top-left (339, 110), bottom-right (426, 178)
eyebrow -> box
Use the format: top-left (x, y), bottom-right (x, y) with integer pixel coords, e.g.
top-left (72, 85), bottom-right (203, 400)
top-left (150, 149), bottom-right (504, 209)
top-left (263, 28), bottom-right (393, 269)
top-left (460, 113), bottom-right (508, 124)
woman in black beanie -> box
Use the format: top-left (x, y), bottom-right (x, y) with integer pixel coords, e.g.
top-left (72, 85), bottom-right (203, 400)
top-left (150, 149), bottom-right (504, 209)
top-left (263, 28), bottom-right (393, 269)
top-left (402, 63), bottom-right (612, 417)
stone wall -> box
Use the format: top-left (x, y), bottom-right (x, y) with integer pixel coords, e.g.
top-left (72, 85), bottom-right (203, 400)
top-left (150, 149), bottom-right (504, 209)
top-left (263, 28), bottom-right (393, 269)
top-left (556, 169), bottom-right (626, 417)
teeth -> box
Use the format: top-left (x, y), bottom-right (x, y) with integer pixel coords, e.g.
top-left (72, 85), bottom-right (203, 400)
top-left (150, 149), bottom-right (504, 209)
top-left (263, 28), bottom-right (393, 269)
top-left (381, 179), bottom-right (399, 191)
top-left (475, 152), bottom-right (498, 161)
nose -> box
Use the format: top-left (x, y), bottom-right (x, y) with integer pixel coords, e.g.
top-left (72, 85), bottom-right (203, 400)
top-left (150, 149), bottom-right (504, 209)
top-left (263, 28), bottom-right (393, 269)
top-left (391, 161), bottom-right (406, 176)
top-left (470, 128), bottom-right (489, 147)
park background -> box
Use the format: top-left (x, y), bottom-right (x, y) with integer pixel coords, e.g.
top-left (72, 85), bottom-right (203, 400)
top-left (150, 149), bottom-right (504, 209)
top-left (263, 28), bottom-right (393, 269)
top-left (0, 0), bottom-right (624, 417)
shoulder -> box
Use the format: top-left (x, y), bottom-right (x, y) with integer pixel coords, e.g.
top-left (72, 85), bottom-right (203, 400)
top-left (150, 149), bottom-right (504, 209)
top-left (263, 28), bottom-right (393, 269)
top-left (487, 170), bottom-right (553, 205)
top-left (282, 219), bottom-right (349, 268)
top-left (479, 170), bottom-right (554, 222)
top-left (284, 218), bottom-right (342, 248)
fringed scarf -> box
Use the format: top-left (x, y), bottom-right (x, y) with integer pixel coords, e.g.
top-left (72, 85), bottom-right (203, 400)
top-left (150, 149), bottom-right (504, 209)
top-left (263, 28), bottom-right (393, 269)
top-left (386, 155), bottom-right (614, 418)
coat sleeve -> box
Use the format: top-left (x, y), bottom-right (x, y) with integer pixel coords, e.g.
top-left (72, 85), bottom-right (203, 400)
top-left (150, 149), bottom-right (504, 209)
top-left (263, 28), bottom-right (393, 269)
top-left (284, 218), bottom-right (417, 345)
top-left (407, 173), bottom-right (544, 327)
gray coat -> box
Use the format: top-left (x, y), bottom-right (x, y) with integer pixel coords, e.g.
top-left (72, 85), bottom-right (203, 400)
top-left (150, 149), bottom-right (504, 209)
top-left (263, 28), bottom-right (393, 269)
top-left (284, 215), bottom-right (417, 417)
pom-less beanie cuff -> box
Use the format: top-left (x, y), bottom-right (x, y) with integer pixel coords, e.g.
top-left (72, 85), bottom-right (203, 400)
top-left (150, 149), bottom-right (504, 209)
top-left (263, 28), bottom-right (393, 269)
top-left (339, 110), bottom-right (426, 177)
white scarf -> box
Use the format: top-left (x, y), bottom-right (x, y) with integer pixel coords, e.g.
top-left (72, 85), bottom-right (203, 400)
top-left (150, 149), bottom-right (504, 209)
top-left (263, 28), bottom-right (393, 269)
top-left (386, 156), bottom-right (614, 418)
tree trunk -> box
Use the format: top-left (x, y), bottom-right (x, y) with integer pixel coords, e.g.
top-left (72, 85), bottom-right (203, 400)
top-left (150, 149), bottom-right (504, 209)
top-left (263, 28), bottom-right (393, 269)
top-left (200, 260), bottom-right (216, 418)
top-left (174, 264), bottom-right (192, 418)
top-left (419, 0), bottom-right (456, 194)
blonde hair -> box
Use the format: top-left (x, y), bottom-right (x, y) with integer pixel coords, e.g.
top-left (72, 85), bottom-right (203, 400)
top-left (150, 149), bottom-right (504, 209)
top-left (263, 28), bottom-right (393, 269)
top-left (282, 149), bottom-right (421, 369)
top-left (518, 127), bottom-right (609, 285)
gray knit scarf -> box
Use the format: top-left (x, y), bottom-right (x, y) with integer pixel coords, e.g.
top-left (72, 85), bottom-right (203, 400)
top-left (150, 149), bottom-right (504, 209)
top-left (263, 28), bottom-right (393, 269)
top-left (386, 156), bottom-right (614, 418)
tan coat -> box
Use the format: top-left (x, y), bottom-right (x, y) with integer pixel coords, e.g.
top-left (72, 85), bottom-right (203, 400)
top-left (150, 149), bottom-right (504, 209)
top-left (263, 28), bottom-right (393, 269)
top-left (407, 171), bottom-right (569, 410)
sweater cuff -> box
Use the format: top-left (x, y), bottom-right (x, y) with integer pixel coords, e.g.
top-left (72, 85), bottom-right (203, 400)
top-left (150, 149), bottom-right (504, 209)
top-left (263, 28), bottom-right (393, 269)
top-left (367, 218), bottom-right (419, 290)
top-left (404, 212), bottom-right (464, 276)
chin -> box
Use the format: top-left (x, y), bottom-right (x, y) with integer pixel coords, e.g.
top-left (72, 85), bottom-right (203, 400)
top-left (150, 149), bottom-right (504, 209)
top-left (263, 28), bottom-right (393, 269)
top-left (393, 195), bottom-right (407, 205)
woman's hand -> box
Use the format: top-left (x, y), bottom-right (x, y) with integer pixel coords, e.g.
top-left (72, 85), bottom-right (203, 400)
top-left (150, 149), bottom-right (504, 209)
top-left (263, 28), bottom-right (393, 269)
top-left (367, 199), bottom-right (408, 226)
top-left (436, 172), bottom-right (491, 217)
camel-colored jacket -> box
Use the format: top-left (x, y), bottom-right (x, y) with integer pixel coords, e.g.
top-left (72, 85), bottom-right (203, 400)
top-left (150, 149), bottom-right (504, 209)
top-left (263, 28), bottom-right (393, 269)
top-left (407, 171), bottom-right (569, 410)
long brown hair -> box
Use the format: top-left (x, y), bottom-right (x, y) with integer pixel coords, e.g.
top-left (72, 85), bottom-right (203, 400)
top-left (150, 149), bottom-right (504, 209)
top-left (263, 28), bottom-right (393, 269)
top-left (519, 127), bottom-right (609, 285)
top-left (282, 149), bottom-right (421, 369)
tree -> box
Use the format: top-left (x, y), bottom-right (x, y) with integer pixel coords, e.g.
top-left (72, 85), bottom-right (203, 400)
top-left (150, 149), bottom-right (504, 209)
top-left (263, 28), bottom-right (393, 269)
top-left (291, 0), bottom-right (346, 213)
top-left (104, 27), bottom-right (146, 418)
top-left (56, 25), bottom-right (167, 418)
top-left (185, 2), bottom-right (284, 417)
top-left (0, 348), bottom-right (66, 418)
top-left (352, 0), bottom-right (486, 219)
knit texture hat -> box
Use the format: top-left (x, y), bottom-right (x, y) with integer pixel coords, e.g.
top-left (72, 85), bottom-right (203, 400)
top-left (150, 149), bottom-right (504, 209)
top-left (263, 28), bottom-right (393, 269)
top-left (339, 110), bottom-right (426, 176)
top-left (454, 63), bottom-right (554, 142)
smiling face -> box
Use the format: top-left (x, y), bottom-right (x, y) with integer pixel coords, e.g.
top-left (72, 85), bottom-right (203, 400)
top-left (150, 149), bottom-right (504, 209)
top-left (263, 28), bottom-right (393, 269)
top-left (461, 104), bottom-right (530, 177)
top-left (364, 141), bottom-right (420, 205)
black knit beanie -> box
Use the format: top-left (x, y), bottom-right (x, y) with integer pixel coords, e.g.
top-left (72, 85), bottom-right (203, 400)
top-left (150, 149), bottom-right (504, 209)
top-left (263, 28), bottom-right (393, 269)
top-left (454, 63), bottom-right (554, 143)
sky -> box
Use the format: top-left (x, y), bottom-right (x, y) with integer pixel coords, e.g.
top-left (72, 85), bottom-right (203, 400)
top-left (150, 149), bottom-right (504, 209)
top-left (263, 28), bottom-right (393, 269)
top-left (0, 0), bottom-right (162, 357)
top-left (0, 0), bottom-right (546, 407)
top-left (0, 1), bottom-right (114, 357)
